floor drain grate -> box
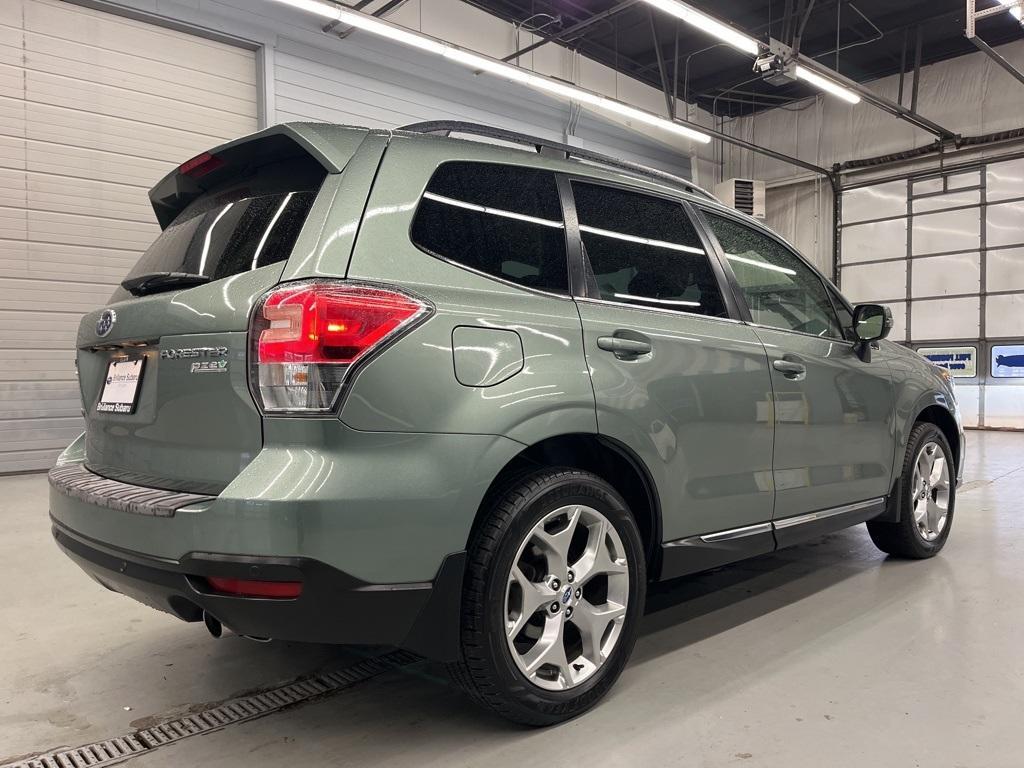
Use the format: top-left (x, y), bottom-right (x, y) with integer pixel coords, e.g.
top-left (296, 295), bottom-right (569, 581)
top-left (3, 651), bottom-right (418, 768)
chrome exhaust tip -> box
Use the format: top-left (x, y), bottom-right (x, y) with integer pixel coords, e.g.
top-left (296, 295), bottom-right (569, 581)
top-left (203, 611), bottom-right (222, 639)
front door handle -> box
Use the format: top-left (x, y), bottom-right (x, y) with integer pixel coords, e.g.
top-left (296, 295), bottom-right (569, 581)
top-left (597, 335), bottom-right (652, 359)
top-left (772, 359), bottom-right (807, 380)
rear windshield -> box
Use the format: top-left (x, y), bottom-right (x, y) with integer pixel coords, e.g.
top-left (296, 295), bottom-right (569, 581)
top-left (115, 140), bottom-right (327, 300)
top-left (128, 190), bottom-right (315, 279)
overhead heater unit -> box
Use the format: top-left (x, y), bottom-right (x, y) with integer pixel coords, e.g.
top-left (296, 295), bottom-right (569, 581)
top-left (715, 178), bottom-right (766, 219)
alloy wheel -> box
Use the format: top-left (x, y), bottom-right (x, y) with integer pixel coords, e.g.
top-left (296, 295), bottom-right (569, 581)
top-left (910, 440), bottom-right (951, 542)
top-left (503, 504), bottom-right (630, 691)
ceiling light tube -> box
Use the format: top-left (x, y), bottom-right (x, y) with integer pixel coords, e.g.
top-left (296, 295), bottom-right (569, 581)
top-left (640, 0), bottom-right (761, 56)
top-left (793, 65), bottom-right (861, 104)
top-left (269, 0), bottom-right (711, 144)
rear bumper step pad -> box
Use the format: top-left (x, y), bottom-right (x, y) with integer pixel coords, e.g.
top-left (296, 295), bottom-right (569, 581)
top-left (48, 463), bottom-right (214, 517)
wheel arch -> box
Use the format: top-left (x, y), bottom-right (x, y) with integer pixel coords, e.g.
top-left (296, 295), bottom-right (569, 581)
top-left (468, 433), bottom-right (663, 580)
top-left (916, 403), bottom-right (961, 469)
top-left (877, 398), bottom-right (962, 524)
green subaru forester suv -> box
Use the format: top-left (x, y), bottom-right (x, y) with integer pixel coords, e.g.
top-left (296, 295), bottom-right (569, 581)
top-left (49, 121), bottom-right (963, 725)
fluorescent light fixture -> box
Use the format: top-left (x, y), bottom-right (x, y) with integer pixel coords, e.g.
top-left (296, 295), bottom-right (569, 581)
top-left (641, 0), bottom-right (760, 56)
top-left (268, 0), bottom-right (711, 144)
top-left (794, 65), bottom-right (861, 104)
top-left (725, 253), bottom-right (797, 276)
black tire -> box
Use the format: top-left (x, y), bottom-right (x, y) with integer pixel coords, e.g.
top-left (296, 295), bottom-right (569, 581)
top-left (867, 422), bottom-right (956, 558)
top-left (448, 467), bottom-right (646, 726)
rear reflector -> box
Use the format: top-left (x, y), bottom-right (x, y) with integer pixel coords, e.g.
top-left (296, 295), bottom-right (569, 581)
top-left (206, 577), bottom-right (303, 599)
top-left (249, 281), bottom-right (430, 413)
top-left (179, 151), bottom-right (224, 179)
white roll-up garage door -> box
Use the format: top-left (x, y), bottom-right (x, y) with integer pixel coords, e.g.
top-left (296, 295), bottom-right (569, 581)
top-left (0, 0), bottom-right (258, 472)
top-left (838, 158), bottom-right (1024, 430)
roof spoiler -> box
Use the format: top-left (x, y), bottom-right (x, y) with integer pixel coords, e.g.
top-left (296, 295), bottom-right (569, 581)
top-left (148, 123), bottom-right (370, 229)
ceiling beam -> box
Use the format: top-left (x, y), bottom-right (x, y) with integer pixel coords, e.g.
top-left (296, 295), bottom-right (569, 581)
top-left (500, 0), bottom-right (642, 61)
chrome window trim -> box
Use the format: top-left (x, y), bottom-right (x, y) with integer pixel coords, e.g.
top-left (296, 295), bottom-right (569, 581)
top-left (574, 295), bottom-right (742, 325)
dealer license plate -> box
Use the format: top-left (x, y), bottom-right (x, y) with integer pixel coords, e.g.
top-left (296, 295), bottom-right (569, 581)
top-left (96, 358), bottom-right (146, 414)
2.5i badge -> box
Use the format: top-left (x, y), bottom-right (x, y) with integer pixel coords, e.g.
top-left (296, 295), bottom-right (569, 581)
top-left (160, 346), bottom-right (229, 374)
top-left (190, 359), bottom-right (228, 374)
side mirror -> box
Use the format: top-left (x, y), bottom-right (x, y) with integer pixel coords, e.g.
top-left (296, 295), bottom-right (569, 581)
top-left (852, 304), bottom-right (893, 362)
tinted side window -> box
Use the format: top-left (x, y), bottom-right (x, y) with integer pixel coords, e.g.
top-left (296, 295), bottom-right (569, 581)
top-left (411, 162), bottom-right (568, 293)
top-left (703, 212), bottom-right (843, 339)
top-left (572, 182), bottom-right (727, 318)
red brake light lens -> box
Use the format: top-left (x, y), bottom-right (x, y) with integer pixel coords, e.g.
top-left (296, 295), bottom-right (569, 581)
top-left (250, 282), bottom-right (429, 413)
top-left (206, 577), bottom-right (302, 599)
top-left (179, 152), bottom-right (224, 179)
top-left (258, 284), bottom-right (424, 364)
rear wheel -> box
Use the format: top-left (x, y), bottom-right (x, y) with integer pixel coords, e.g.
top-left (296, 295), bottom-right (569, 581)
top-left (867, 422), bottom-right (956, 558)
top-left (449, 468), bottom-right (645, 726)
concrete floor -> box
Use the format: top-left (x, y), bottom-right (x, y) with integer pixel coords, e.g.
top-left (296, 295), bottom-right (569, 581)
top-left (2, 430), bottom-right (1023, 767)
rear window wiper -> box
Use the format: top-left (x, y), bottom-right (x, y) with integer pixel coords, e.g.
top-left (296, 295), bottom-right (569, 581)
top-left (121, 272), bottom-right (211, 296)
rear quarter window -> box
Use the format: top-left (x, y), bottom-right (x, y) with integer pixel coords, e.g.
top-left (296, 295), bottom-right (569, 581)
top-left (410, 161), bottom-right (569, 294)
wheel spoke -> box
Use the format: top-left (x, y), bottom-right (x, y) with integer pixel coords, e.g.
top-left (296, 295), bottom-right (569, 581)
top-left (573, 519), bottom-right (627, 586)
top-left (533, 506), bottom-right (581, 577)
top-left (929, 455), bottom-right (946, 486)
top-left (572, 599), bottom-right (626, 664)
top-left (926, 498), bottom-right (943, 534)
top-left (521, 619), bottom-right (573, 686)
top-left (917, 449), bottom-right (933, 486)
top-left (507, 565), bottom-right (554, 638)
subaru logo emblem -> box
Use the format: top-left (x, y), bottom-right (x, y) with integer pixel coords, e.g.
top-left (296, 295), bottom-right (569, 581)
top-left (562, 587), bottom-right (572, 605)
top-left (96, 309), bottom-right (116, 338)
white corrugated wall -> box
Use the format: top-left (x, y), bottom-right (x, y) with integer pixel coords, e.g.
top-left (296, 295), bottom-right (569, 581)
top-left (0, 0), bottom-right (258, 472)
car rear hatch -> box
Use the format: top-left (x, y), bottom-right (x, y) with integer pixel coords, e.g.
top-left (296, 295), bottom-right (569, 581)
top-left (76, 125), bottom-right (372, 494)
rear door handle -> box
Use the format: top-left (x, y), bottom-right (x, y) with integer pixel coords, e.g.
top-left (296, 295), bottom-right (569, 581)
top-left (772, 359), bottom-right (807, 380)
top-left (597, 335), bottom-right (652, 359)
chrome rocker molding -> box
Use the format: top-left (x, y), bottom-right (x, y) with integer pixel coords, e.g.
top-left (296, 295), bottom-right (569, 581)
top-left (660, 497), bottom-right (887, 580)
top-left (773, 498), bottom-right (885, 530)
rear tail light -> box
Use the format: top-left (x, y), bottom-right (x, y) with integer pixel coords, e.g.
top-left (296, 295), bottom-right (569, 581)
top-left (249, 281), bottom-right (430, 414)
top-left (206, 577), bottom-right (303, 599)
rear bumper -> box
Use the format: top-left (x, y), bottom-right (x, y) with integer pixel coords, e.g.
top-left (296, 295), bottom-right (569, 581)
top-left (52, 518), bottom-right (465, 660)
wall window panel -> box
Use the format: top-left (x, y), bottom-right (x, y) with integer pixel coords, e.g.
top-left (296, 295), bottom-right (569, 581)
top-left (842, 180), bottom-right (907, 224)
top-left (986, 158), bottom-right (1024, 202)
top-left (912, 207), bottom-right (980, 256)
top-left (986, 294), bottom-right (1024, 338)
top-left (986, 199), bottom-right (1024, 249)
top-left (911, 253), bottom-right (980, 298)
top-left (912, 188), bottom-right (980, 214)
top-left (986, 247), bottom-right (1024, 292)
top-left (840, 260), bottom-right (907, 303)
top-left (841, 218), bottom-right (907, 264)
top-left (910, 297), bottom-right (980, 340)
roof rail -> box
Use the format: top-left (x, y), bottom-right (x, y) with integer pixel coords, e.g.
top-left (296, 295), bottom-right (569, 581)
top-left (397, 120), bottom-right (719, 202)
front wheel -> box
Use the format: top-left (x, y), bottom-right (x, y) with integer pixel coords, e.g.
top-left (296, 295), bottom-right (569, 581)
top-left (448, 468), bottom-right (646, 726)
top-left (867, 422), bottom-right (956, 558)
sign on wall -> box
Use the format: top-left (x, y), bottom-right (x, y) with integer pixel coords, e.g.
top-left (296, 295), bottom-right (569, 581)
top-left (918, 346), bottom-right (978, 378)
top-left (992, 345), bottom-right (1024, 378)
